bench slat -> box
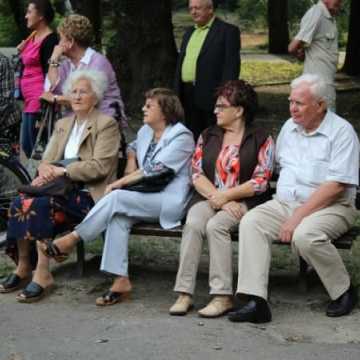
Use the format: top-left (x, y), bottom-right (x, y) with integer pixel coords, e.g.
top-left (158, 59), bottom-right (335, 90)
top-left (131, 223), bottom-right (359, 249)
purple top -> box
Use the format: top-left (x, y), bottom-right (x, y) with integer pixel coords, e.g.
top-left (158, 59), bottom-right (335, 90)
top-left (50, 48), bottom-right (126, 123)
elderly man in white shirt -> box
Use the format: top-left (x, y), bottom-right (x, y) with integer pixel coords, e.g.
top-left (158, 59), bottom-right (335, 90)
top-left (228, 74), bottom-right (359, 324)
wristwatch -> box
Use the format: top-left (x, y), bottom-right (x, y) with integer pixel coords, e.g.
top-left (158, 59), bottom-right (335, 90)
top-left (48, 59), bottom-right (60, 67)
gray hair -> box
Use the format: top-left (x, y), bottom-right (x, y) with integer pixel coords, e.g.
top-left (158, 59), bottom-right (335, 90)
top-left (62, 69), bottom-right (108, 103)
top-left (190, 0), bottom-right (213, 8)
top-left (290, 74), bottom-right (329, 107)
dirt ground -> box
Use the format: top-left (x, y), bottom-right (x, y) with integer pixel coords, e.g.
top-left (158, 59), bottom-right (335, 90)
top-left (1, 238), bottom-right (360, 360)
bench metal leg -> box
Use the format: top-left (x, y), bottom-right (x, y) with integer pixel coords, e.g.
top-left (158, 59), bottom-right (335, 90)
top-left (75, 240), bottom-right (85, 277)
top-left (298, 256), bottom-right (309, 293)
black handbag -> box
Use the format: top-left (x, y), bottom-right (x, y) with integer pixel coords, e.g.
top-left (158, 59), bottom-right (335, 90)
top-left (18, 175), bottom-right (75, 197)
top-left (123, 168), bottom-right (175, 193)
top-left (17, 158), bottom-right (80, 197)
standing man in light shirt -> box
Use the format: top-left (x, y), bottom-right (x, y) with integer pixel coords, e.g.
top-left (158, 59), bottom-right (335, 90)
top-left (288, 0), bottom-right (342, 110)
top-left (228, 74), bottom-right (359, 324)
top-left (174, 0), bottom-right (240, 140)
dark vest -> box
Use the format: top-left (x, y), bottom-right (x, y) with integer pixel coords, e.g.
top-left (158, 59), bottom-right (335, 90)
top-left (189, 125), bottom-right (272, 210)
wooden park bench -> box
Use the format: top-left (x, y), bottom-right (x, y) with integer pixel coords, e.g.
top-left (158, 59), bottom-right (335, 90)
top-left (74, 184), bottom-right (360, 288)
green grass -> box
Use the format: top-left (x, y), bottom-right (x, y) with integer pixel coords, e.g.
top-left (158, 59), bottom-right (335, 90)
top-left (242, 60), bottom-right (303, 86)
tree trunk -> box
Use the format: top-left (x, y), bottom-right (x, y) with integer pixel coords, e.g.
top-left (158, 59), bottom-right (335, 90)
top-left (69, 0), bottom-right (102, 49)
top-left (342, 0), bottom-right (360, 76)
top-left (107, 0), bottom-right (178, 117)
top-left (6, 0), bottom-right (27, 38)
top-left (268, 0), bottom-right (289, 54)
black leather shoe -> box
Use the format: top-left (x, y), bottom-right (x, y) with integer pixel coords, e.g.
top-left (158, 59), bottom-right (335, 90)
top-left (326, 285), bottom-right (358, 317)
top-left (228, 297), bottom-right (272, 323)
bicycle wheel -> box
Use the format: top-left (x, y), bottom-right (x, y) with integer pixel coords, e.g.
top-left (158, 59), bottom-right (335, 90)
top-left (0, 157), bottom-right (29, 233)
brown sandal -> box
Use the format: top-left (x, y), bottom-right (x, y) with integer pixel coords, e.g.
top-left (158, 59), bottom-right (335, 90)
top-left (95, 290), bottom-right (131, 306)
top-left (38, 240), bottom-right (69, 263)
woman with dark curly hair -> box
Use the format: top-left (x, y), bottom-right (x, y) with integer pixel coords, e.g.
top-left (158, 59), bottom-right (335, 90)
top-left (42, 14), bottom-right (126, 123)
top-left (170, 80), bottom-right (275, 318)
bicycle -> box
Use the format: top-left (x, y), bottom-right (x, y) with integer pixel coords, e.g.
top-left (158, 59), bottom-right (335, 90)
top-left (0, 138), bottom-right (31, 241)
top-left (0, 102), bottom-right (58, 240)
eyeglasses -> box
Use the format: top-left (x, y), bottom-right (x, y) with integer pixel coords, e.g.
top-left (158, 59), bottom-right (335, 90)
top-left (70, 89), bottom-right (93, 98)
top-left (214, 104), bottom-right (233, 112)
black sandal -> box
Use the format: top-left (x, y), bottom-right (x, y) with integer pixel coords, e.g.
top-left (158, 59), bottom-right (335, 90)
top-left (16, 281), bottom-right (54, 303)
top-left (0, 274), bottom-right (29, 293)
top-left (39, 240), bottom-right (69, 263)
top-left (95, 290), bottom-right (131, 307)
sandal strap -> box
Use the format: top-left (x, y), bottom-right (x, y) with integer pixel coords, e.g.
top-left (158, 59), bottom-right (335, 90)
top-left (21, 281), bottom-right (44, 298)
top-left (0, 273), bottom-right (22, 289)
top-left (43, 240), bottom-right (68, 260)
top-left (102, 290), bottom-right (122, 303)
top-left (45, 241), bottom-right (62, 257)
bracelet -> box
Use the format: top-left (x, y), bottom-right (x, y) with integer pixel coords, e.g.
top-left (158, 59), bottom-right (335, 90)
top-left (48, 59), bottom-right (60, 67)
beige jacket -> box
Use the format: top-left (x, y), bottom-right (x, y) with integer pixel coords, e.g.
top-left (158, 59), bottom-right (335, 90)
top-left (43, 109), bottom-right (120, 202)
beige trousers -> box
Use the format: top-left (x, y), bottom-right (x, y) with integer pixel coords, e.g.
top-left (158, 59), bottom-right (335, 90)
top-left (174, 200), bottom-right (242, 295)
top-left (236, 198), bottom-right (357, 300)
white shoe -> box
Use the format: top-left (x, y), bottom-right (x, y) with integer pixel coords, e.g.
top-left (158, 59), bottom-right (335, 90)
top-left (169, 294), bottom-right (193, 316)
top-left (198, 296), bottom-right (233, 318)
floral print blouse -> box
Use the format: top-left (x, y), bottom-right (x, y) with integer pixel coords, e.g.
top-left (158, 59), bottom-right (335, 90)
top-left (192, 134), bottom-right (275, 193)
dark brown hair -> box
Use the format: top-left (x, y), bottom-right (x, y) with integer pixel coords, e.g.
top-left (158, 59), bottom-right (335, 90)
top-left (28, 0), bottom-right (55, 24)
top-left (216, 80), bottom-right (258, 125)
top-left (145, 88), bottom-right (184, 125)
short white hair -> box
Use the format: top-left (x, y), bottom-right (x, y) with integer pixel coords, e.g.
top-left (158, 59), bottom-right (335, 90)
top-left (290, 74), bottom-right (329, 107)
top-left (63, 69), bottom-right (108, 103)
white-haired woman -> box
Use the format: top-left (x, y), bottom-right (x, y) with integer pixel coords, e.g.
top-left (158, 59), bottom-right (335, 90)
top-left (0, 69), bottom-right (120, 302)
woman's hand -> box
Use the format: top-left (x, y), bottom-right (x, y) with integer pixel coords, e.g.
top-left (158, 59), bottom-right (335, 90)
top-left (104, 179), bottom-right (124, 195)
top-left (31, 176), bottom-right (47, 187)
top-left (50, 44), bottom-right (65, 63)
top-left (37, 163), bottom-right (64, 183)
top-left (17, 40), bottom-right (26, 52)
top-left (209, 191), bottom-right (229, 209)
top-left (221, 201), bottom-right (245, 220)
top-left (40, 91), bottom-right (56, 104)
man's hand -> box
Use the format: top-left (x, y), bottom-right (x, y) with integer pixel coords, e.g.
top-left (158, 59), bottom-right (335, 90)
top-left (296, 48), bottom-right (305, 61)
top-left (209, 191), bottom-right (229, 209)
top-left (221, 201), bottom-right (245, 220)
top-left (279, 212), bottom-right (303, 243)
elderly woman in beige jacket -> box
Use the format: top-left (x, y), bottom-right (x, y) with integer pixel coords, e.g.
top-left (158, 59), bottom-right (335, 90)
top-left (0, 69), bottom-right (120, 302)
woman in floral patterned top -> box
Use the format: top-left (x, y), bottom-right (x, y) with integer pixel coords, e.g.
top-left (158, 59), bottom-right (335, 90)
top-left (170, 80), bottom-right (275, 318)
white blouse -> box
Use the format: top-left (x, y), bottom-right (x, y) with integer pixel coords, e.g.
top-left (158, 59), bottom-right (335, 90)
top-left (64, 120), bottom-right (87, 159)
